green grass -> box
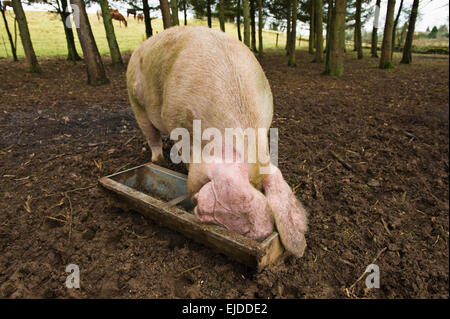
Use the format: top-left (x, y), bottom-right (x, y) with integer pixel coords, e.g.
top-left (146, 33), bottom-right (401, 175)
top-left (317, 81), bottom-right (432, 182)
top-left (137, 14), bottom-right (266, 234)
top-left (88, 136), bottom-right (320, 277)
top-left (0, 10), bottom-right (310, 59)
top-left (3, 11), bottom-right (445, 60)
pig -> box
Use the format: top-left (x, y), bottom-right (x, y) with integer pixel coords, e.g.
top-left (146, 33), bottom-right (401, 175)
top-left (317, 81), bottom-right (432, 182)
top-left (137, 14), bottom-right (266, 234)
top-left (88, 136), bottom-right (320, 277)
top-left (126, 26), bottom-right (307, 257)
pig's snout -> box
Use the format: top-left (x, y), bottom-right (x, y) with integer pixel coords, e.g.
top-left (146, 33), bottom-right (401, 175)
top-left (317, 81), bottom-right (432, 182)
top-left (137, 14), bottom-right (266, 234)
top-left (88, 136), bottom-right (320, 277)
top-left (193, 177), bottom-right (273, 242)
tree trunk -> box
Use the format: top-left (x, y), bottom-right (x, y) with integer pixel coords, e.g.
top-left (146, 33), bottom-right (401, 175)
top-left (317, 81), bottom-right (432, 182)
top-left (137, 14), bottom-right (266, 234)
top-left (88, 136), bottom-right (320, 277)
top-left (400, 0), bottom-right (419, 64)
top-left (99, 0), bottom-right (123, 66)
top-left (143, 0), bottom-right (153, 37)
top-left (325, 0), bottom-right (346, 76)
top-left (183, 0), bottom-right (187, 25)
top-left (355, 0), bottom-right (363, 59)
top-left (170, 0), bottom-right (180, 26)
top-left (285, 0), bottom-right (291, 54)
top-left (237, 0), bottom-right (242, 41)
top-left (11, 0), bottom-right (41, 72)
top-left (59, 0), bottom-right (81, 62)
top-left (70, 0), bottom-right (108, 85)
top-left (379, 0), bottom-right (396, 69)
top-left (219, 0), bottom-right (225, 31)
top-left (309, 0), bottom-right (315, 54)
top-left (391, 0), bottom-right (404, 58)
top-left (257, 0), bottom-right (263, 58)
top-left (207, 0), bottom-right (212, 28)
top-left (243, 0), bottom-right (250, 47)
top-left (313, 0), bottom-right (323, 62)
top-left (159, 0), bottom-right (172, 29)
top-left (371, 0), bottom-right (381, 57)
top-left (288, 0), bottom-right (297, 66)
top-left (325, 0), bottom-right (332, 55)
top-left (0, 4), bottom-right (18, 61)
top-left (14, 15), bottom-right (17, 50)
top-left (398, 22), bottom-right (407, 48)
top-left (325, 0), bottom-right (333, 73)
top-left (250, 0), bottom-right (257, 52)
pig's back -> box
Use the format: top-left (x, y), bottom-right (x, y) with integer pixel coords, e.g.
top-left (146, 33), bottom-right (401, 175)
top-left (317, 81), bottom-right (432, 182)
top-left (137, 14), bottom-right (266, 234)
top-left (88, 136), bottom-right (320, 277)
top-left (128, 26), bottom-right (273, 135)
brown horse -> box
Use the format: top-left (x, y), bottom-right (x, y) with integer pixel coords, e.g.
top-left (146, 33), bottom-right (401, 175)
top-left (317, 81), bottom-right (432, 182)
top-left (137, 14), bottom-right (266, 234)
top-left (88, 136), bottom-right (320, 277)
top-left (127, 8), bottom-right (137, 19)
top-left (110, 9), bottom-right (127, 27)
top-left (137, 13), bottom-right (144, 23)
top-left (2, 0), bottom-right (12, 9)
top-left (98, 8), bottom-right (128, 27)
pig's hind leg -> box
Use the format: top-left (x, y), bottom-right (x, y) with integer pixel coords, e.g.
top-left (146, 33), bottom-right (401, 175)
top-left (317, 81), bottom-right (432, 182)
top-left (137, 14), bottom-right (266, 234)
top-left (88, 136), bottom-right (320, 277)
top-left (130, 100), bottom-right (164, 163)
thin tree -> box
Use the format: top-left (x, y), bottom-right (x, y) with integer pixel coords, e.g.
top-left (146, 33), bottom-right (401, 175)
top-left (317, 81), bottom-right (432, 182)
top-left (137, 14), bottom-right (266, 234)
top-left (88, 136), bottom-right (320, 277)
top-left (355, 0), bottom-right (363, 59)
top-left (219, 0), bottom-right (225, 31)
top-left (237, 0), bottom-right (242, 40)
top-left (285, 0), bottom-right (291, 54)
top-left (250, 0), bottom-right (257, 52)
top-left (99, 0), bottom-right (123, 66)
top-left (397, 21), bottom-right (407, 48)
top-left (182, 0), bottom-right (187, 25)
top-left (379, 0), bottom-right (396, 69)
top-left (170, 0), bottom-right (179, 26)
top-left (53, 0), bottom-right (82, 62)
top-left (142, 0), bottom-right (153, 37)
top-left (207, 0), bottom-right (212, 27)
top-left (0, 2), bottom-right (17, 61)
top-left (257, 0), bottom-right (263, 57)
top-left (325, 0), bottom-right (346, 76)
top-left (160, 0), bottom-right (171, 29)
top-left (288, 0), bottom-right (297, 66)
top-left (400, 0), bottom-right (419, 64)
top-left (313, 0), bottom-right (323, 62)
top-left (391, 0), bottom-right (404, 58)
top-left (370, 0), bottom-right (381, 57)
top-left (243, 0), bottom-right (250, 46)
top-left (70, 0), bottom-right (108, 85)
top-left (11, 0), bottom-right (41, 72)
top-left (309, 0), bottom-right (315, 54)
top-left (325, 0), bottom-right (332, 55)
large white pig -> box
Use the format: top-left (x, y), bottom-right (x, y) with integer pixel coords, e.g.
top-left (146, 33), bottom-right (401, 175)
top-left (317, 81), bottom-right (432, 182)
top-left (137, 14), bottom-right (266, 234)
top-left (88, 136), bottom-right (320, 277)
top-left (126, 26), bottom-right (307, 257)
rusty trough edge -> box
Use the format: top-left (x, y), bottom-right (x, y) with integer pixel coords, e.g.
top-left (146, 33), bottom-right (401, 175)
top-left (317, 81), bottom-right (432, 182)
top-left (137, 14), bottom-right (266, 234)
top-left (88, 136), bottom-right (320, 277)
top-left (98, 164), bottom-right (287, 271)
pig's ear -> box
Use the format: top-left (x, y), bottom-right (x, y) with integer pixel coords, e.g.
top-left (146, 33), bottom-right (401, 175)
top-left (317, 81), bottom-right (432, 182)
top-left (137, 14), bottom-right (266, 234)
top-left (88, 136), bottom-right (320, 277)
top-left (263, 166), bottom-right (308, 258)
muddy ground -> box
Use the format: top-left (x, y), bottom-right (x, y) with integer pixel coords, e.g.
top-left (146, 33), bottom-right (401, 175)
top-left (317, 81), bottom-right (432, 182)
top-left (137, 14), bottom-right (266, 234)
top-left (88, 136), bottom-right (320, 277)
top-left (0, 51), bottom-right (448, 298)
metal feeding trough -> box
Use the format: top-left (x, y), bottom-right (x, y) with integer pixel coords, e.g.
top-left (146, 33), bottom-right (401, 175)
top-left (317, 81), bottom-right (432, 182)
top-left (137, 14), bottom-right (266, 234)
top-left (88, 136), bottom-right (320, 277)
top-left (99, 163), bottom-right (287, 271)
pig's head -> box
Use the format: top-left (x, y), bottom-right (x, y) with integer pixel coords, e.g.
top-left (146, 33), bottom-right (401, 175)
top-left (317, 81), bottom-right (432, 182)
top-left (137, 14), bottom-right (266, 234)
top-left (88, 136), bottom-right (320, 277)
top-left (192, 162), bottom-right (274, 241)
top-left (189, 162), bottom-right (308, 258)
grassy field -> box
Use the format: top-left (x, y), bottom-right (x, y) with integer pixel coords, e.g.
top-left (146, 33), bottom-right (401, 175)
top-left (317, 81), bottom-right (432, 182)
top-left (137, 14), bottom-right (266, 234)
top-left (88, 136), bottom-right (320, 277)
top-left (410, 37), bottom-right (449, 54)
top-left (2, 11), bottom-right (447, 60)
top-left (0, 10), bottom-right (310, 59)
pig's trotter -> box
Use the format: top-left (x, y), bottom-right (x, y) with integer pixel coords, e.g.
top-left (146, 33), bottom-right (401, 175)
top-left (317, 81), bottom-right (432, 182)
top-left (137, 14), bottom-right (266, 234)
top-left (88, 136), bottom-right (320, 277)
top-left (149, 142), bottom-right (163, 163)
top-left (131, 104), bottom-right (164, 163)
top-left (146, 136), bottom-right (162, 162)
top-left (146, 127), bottom-right (163, 163)
top-left (141, 122), bottom-right (163, 162)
